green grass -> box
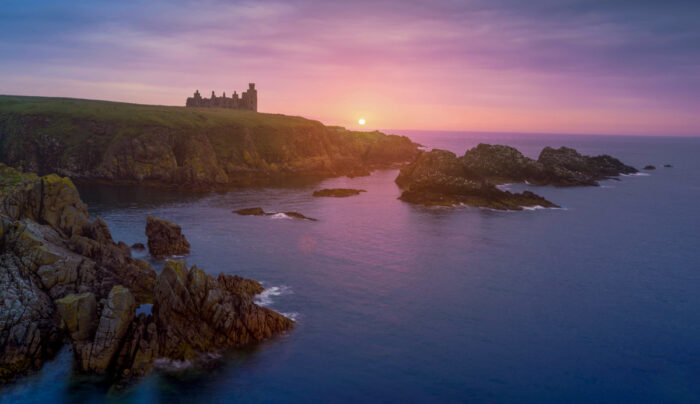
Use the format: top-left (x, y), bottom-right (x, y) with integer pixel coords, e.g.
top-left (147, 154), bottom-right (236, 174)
top-left (0, 95), bottom-right (322, 130)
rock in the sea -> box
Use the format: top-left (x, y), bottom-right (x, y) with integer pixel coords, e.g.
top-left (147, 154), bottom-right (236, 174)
top-left (152, 261), bottom-right (294, 361)
top-left (233, 207), bottom-right (267, 216)
top-left (644, 165), bottom-right (656, 170)
top-left (395, 144), bottom-right (637, 209)
top-left (312, 188), bottom-right (366, 197)
top-left (663, 164), bottom-right (672, 168)
top-left (131, 242), bottom-right (145, 250)
top-left (145, 216), bottom-right (190, 258)
top-left (395, 149), bottom-right (558, 210)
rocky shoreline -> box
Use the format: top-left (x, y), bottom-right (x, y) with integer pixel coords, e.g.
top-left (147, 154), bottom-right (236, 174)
top-left (0, 164), bottom-right (293, 388)
top-left (396, 144), bottom-right (637, 209)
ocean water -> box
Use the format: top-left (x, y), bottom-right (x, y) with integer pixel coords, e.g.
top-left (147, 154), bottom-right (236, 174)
top-left (2, 132), bottom-right (700, 403)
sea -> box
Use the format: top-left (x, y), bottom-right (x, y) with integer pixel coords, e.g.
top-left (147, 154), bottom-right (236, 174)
top-left (2, 131), bottom-right (699, 403)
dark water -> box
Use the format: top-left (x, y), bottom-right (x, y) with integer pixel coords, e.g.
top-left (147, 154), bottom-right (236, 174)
top-left (2, 132), bottom-right (700, 403)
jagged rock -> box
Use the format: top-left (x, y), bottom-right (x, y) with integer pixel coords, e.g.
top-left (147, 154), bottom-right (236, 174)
top-left (145, 216), bottom-right (190, 258)
top-left (55, 292), bottom-right (97, 341)
top-left (537, 147), bottom-right (637, 185)
top-left (0, 165), bottom-right (294, 387)
top-left (152, 261), bottom-right (294, 361)
top-left (75, 286), bottom-right (136, 373)
top-left (0, 252), bottom-right (61, 384)
top-left (312, 188), bottom-right (366, 197)
top-left (131, 243), bottom-right (145, 250)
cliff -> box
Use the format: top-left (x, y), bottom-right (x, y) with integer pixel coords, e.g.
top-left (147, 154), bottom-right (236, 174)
top-left (0, 96), bottom-right (419, 189)
top-left (0, 164), bottom-right (293, 387)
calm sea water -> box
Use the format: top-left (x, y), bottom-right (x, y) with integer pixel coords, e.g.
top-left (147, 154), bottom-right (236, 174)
top-left (2, 132), bottom-right (700, 403)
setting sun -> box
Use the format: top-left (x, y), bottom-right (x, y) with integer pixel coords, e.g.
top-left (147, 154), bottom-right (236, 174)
top-left (358, 118), bottom-right (366, 125)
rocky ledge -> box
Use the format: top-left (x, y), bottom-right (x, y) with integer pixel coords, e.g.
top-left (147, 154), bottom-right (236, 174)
top-left (312, 188), bottom-right (366, 197)
top-left (0, 164), bottom-right (293, 387)
top-left (395, 144), bottom-right (637, 209)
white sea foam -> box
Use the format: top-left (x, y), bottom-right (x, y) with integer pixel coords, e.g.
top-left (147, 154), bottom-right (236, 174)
top-left (496, 183), bottom-right (514, 191)
top-left (282, 312), bottom-right (300, 321)
top-left (269, 213), bottom-right (292, 220)
top-left (154, 358), bottom-right (192, 371)
top-left (254, 285), bottom-right (293, 306)
top-left (621, 172), bottom-right (650, 177)
top-left (522, 205), bottom-right (548, 210)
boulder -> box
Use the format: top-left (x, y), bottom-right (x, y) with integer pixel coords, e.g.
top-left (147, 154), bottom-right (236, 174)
top-left (145, 216), bottom-right (190, 258)
top-left (55, 292), bottom-right (97, 341)
top-left (312, 188), bottom-right (366, 197)
top-left (233, 207), bottom-right (266, 216)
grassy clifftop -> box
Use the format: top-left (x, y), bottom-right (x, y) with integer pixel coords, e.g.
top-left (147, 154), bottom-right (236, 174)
top-left (0, 95), bottom-right (419, 188)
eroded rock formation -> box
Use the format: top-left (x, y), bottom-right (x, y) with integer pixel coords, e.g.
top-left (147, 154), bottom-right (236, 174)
top-left (0, 164), bottom-right (294, 387)
top-left (145, 216), bottom-right (190, 258)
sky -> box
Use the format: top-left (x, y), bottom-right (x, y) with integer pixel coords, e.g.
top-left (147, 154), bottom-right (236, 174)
top-left (1, 0), bottom-right (699, 135)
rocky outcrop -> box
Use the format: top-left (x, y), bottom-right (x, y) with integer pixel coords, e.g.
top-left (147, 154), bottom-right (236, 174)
top-left (396, 144), bottom-right (637, 208)
top-left (145, 216), bottom-right (190, 258)
top-left (395, 150), bottom-right (558, 210)
top-left (312, 188), bottom-right (366, 197)
top-left (0, 96), bottom-right (420, 190)
top-left (644, 165), bottom-right (656, 170)
top-left (152, 262), bottom-right (293, 360)
top-left (233, 207), bottom-right (316, 221)
top-left (0, 164), bottom-right (294, 387)
top-left (461, 144), bottom-right (637, 186)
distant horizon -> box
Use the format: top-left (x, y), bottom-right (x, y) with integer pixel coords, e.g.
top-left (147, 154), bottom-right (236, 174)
top-left (3, 92), bottom-right (698, 138)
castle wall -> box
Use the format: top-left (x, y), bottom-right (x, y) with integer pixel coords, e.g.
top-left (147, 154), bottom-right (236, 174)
top-left (186, 84), bottom-right (257, 111)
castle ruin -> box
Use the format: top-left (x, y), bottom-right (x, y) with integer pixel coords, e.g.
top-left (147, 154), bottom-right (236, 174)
top-left (186, 83), bottom-right (257, 111)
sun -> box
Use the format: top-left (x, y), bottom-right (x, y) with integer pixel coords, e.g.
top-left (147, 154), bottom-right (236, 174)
top-left (358, 118), bottom-right (366, 125)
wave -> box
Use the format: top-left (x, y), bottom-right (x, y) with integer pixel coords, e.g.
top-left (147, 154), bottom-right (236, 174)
top-left (254, 285), bottom-right (293, 306)
top-left (495, 183), bottom-right (514, 191)
top-left (269, 213), bottom-right (292, 220)
top-left (621, 172), bottom-right (650, 177)
top-left (154, 358), bottom-right (192, 371)
top-left (281, 312), bottom-right (299, 321)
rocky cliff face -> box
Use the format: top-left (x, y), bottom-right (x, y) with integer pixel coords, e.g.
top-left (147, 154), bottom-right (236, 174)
top-left (0, 164), bottom-right (293, 386)
top-left (396, 144), bottom-right (637, 209)
top-left (0, 96), bottom-right (420, 190)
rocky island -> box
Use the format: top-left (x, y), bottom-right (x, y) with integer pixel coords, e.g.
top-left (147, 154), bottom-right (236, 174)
top-left (0, 96), bottom-right (419, 190)
top-left (396, 144), bottom-right (637, 209)
top-left (0, 164), bottom-right (293, 387)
